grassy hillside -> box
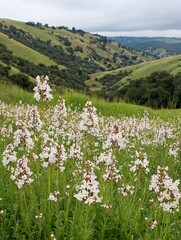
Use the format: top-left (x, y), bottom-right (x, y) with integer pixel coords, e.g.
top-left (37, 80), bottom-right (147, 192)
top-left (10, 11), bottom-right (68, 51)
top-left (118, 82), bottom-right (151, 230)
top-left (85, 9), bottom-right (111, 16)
top-left (0, 81), bottom-right (181, 119)
top-left (87, 54), bottom-right (181, 91)
top-left (0, 19), bottom-right (151, 71)
top-left (0, 18), bottom-right (155, 97)
top-left (118, 54), bottom-right (181, 86)
top-left (0, 19), bottom-right (150, 67)
top-left (0, 32), bottom-right (57, 67)
top-left (0, 18), bottom-right (180, 109)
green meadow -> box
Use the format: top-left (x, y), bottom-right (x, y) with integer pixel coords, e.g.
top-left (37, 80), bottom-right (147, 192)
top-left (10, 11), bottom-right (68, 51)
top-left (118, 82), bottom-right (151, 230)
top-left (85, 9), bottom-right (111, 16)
top-left (0, 82), bottom-right (180, 240)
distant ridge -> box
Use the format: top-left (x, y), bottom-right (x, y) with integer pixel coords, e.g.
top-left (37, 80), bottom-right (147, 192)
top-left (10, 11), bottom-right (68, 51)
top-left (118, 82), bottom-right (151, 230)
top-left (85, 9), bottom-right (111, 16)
top-left (110, 36), bottom-right (181, 58)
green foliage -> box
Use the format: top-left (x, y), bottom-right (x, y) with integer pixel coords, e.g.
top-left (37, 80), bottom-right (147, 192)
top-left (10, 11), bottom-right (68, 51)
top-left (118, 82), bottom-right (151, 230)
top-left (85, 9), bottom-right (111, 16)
top-left (117, 71), bottom-right (181, 108)
top-left (74, 46), bottom-right (83, 52)
top-left (96, 70), bottom-right (131, 101)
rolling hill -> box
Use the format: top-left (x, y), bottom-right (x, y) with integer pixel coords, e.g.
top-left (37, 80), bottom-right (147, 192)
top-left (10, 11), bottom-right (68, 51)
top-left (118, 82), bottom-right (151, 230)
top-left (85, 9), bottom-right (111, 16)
top-left (0, 18), bottom-right (180, 109)
top-left (88, 54), bottom-right (181, 90)
top-left (87, 55), bottom-right (181, 108)
top-left (0, 32), bottom-right (57, 67)
top-left (0, 18), bottom-right (152, 91)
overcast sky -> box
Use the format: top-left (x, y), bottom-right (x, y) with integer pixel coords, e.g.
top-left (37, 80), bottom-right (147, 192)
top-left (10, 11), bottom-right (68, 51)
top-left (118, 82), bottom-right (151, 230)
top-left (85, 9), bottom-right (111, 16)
top-left (1, 0), bottom-right (181, 37)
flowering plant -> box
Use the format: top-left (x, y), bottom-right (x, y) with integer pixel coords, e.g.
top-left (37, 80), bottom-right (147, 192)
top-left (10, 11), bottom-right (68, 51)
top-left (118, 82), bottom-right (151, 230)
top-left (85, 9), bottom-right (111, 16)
top-left (33, 75), bottom-right (53, 102)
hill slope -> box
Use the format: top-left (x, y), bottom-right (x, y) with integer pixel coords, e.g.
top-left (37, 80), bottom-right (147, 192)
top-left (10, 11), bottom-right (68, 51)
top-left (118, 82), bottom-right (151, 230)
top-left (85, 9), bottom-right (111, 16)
top-left (87, 55), bottom-right (181, 108)
top-left (0, 19), bottom-right (180, 109)
top-left (88, 54), bottom-right (181, 90)
top-left (0, 18), bottom-right (152, 91)
top-left (0, 32), bottom-right (57, 67)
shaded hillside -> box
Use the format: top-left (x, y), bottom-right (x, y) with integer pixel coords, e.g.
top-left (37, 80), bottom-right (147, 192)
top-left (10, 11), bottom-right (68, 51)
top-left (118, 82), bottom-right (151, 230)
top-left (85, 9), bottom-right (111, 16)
top-left (116, 71), bottom-right (181, 108)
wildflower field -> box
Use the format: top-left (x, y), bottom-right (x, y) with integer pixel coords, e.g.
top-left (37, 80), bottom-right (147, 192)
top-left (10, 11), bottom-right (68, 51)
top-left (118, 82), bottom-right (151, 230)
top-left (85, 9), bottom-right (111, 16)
top-left (0, 77), bottom-right (181, 240)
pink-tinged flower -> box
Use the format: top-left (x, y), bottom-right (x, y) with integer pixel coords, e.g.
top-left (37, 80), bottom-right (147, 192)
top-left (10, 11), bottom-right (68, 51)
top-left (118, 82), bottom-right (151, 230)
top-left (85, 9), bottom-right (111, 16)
top-left (79, 101), bottom-right (99, 136)
top-left (104, 121), bottom-right (127, 150)
top-left (13, 120), bottom-right (34, 151)
top-left (10, 156), bottom-right (34, 189)
top-left (74, 160), bottom-right (102, 205)
top-left (26, 106), bottom-right (43, 132)
top-left (118, 184), bottom-right (135, 196)
top-left (33, 75), bottom-right (53, 102)
top-left (149, 166), bottom-right (181, 213)
top-left (40, 138), bottom-right (67, 171)
top-left (48, 191), bottom-right (60, 202)
top-left (148, 220), bottom-right (157, 229)
top-left (2, 144), bottom-right (17, 170)
top-left (130, 150), bottom-right (150, 176)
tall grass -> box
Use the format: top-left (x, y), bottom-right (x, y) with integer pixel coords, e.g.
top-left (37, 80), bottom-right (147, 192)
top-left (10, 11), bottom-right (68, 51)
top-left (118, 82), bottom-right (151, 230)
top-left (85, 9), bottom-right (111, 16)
top-left (0, 82), bottom-right (35, 105)
top-left (1, 81), bottom-right (181, 119)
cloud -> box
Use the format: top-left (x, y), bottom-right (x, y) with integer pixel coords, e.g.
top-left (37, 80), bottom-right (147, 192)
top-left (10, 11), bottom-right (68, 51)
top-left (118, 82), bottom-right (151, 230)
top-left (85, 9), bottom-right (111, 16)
top-left (0, 0), bottom-right (181, 36)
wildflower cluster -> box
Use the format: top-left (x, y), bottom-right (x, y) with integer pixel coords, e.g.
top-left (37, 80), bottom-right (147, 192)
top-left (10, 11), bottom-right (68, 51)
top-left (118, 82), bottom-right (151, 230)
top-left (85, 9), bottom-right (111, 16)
top-left (149, 220), bottom-right (157, 229)
top-left (145, 218), bottom-right (158, 229)
top-left (97, 150), bottom-right (114, 166)
top-left (2, 144), bottom-right (17, 170)
top-left (1, 91), bottom-right (181, 239)
top-left (40, 137), bottom-right (67, 171)
top-left (10, 156), bottom-right (34, 189)
top-left (26, 106), bottom-right (43, 132)
top-left (156, 122), bottom-right (173, 144)
top-left (130, 150), bottom-right (150, 176)
top-left (48, 191), bottom-right (60, 202)
top-left (149, 166), bottom-right (181, 213)
top-left (74, 160), bottom-right (102, 205)
top-left (69, 141), bottom-right (83, 162)
top-left (33, 75), bottom-right (53, 102)
top-left (2, 121), bottom-right (34, 188)
top-left (104, 121), bottom-right (127, 149)
top-left (79, 101), bottom-right (99, 136)
top-left (168, 142), bottom-right (180, 159)
top-left (1, 123), bottom-right (13, 140)
top-left (118, 184), bottom-right (135, 196)
top-left (14, 120), bottom-right (34, 151)
top-left (103, 162), bottom-right (122, 182)
top-left (49, 97), bottom-right (67, 132)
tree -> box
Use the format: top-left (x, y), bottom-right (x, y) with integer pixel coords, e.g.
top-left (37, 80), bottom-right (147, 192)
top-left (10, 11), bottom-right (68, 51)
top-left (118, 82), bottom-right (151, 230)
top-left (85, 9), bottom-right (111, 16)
top-left (72, 27), bottom-right (76, 33)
